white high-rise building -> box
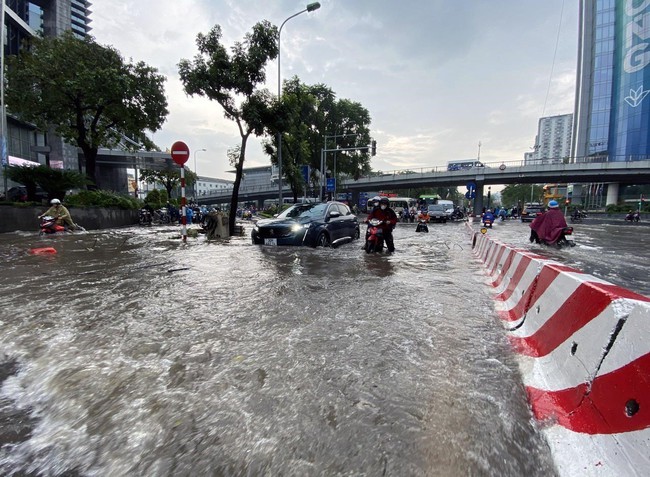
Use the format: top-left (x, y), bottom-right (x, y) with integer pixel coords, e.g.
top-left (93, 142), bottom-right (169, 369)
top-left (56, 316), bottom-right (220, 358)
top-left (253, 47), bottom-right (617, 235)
top-left (526, 113), bottom-right (573, 164)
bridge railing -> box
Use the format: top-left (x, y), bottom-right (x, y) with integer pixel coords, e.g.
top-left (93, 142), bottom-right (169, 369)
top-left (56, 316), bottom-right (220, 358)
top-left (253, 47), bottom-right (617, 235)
top-left (197, 155), bottom-right (650, 199)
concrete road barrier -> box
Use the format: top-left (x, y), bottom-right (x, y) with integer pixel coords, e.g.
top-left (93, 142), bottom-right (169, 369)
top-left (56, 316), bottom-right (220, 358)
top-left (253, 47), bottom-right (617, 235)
top-left (467, 222), bottom-right (650, 476)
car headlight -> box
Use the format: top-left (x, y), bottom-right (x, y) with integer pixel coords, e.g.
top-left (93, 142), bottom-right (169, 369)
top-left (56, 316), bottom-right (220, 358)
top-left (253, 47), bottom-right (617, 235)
top-left (291, 223), bottom-right (310, 233)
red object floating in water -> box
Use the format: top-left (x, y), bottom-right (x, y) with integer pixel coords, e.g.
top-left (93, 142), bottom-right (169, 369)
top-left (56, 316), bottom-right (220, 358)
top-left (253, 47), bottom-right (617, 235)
top-left (28, 247), bottom-right (57, 255)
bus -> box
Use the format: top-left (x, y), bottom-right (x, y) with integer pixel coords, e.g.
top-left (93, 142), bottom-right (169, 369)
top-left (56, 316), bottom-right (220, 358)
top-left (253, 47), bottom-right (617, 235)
top-left (387, 197), bottom-right (416, 215)
top-left (365, 196), bottom-right (416, 213)
top-left (418, 194), bottom-right (441, 206)
top-left (447, 160), bottom-right (484, 171)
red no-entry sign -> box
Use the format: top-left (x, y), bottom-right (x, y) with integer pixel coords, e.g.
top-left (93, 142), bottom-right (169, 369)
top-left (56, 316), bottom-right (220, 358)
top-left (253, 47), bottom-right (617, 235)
top-left (171, 141), bottom-right (190, 166)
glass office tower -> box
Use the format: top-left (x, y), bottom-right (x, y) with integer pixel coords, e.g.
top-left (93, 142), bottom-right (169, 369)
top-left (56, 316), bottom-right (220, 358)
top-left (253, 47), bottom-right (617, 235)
top-left (572, 0), bottom-right (650, 162)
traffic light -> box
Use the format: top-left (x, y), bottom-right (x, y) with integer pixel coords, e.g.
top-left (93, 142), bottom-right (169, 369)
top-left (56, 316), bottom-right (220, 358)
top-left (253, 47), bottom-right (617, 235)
top-left (565, 198), bottom-right (571, 206)
top-left (371, 140), bottom-right (377, 156)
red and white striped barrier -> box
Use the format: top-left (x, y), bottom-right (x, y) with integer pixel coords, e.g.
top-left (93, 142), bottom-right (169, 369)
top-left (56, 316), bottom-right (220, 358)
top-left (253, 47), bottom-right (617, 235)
top-left (469, 224), bottom-right (650, 476)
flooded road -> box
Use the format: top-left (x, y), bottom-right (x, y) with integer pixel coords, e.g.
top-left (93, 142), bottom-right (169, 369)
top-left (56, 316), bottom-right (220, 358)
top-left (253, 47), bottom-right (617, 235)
top-left (0, 221), bottom-right (563, 476)
top-left (471, 218), bottom-right (650, 297)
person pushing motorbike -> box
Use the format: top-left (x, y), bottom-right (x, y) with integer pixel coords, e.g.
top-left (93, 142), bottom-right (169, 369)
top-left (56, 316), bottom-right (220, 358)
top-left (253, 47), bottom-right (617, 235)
top-left (38, 198), bottom-right (79, 230)
top-left (365, 197), bottom-right (398, 253)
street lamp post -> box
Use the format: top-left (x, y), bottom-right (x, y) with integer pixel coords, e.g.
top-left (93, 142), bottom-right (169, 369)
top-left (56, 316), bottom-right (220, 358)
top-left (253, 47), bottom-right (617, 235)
top-left (277, 2), bottom-right (321, 207)
top-left (193, 148), bottom-right (206, 196)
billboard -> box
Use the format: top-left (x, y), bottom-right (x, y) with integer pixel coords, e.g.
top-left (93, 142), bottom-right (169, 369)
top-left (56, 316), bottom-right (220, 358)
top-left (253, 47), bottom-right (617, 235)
top-left (610, 0), bottom-right (650, 160)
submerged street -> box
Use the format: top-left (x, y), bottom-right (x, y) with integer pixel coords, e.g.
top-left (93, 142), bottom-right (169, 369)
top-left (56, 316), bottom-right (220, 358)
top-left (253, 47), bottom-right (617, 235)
top-left (0, 217), bottom-right (646, 476)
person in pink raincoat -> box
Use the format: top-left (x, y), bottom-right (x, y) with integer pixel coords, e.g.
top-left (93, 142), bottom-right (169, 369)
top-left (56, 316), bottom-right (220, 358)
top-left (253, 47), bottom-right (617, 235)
top-left (529, 200), bottom-right (568, 245)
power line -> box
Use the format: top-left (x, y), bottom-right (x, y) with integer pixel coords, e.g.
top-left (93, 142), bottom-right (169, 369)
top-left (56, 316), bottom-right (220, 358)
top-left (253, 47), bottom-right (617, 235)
top-left (541, 0), bottom-right (566, 118)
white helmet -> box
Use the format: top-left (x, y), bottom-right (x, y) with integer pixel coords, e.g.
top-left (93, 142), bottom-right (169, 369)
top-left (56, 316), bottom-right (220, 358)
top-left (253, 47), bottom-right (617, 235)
top-left (50, 198), bottom-right (61, 205)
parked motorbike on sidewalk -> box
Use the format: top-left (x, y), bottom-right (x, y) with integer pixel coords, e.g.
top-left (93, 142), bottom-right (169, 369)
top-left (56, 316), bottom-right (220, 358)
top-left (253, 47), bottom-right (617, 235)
top-left (139, 208), bottom-right (153, 225)
top-left (530, 227), bottom-right (576, 248)
top-left (153, 208), bottom-right (171, 224)
top-left (364, 218), bottom-right (385, 253)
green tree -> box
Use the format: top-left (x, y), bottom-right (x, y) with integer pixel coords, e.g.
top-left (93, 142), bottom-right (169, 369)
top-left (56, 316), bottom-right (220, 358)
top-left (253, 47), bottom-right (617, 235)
top-left (139, 168), bottom-right (196, 198)
top-left (264, 78), bottom-right (373, 200)
top-left (5, 165), bottom-right (88, 201)
top-left (6, 31), bottom-right (168, 188)
top-left (144, 189), bottom-right (168, 210)
top-left (178, 22), bottom-right (278, 234)
top-left (4, 166), bottom-right (39, 201)
top-left (500, 184), bottom-right (544, 207)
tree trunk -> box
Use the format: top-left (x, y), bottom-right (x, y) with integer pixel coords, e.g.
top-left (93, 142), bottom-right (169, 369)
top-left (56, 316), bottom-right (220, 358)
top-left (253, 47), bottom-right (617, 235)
top-left (80, 145), bottom-right (99, 190)
top-left (228, 136), bottom-right (249, 235)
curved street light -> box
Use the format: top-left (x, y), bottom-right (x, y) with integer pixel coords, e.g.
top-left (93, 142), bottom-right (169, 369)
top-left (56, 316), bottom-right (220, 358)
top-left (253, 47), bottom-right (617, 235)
top-left (277, 2), bottom-right (321, 207)
top-left (194, 148), bottom-right (206, 175)
top-left (194, 148), bottom-right (206, 196)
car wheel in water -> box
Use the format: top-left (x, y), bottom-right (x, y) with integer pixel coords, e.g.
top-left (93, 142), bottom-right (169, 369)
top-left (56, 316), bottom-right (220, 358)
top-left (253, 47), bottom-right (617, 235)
top-left (353, 228), bottom-right (360, 240)
top-left (317, 233), bottom-right (330, 247)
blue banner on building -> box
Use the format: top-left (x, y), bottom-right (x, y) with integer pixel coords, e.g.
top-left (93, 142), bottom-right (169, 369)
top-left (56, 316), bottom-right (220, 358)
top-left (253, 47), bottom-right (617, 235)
top-left (611, 1), bottom-right (650, 161)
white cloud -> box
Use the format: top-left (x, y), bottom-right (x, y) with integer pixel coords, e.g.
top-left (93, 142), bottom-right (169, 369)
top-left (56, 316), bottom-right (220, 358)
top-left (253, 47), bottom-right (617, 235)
top-left (90, 0), bottom-right (579, 180)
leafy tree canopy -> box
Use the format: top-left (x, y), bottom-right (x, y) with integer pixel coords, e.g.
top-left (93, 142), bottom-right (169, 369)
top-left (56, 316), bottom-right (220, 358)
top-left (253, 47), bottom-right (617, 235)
top-left (5, 165), bottom-right (88, 201)
top-left (178, 21), bottom-right (278, 233)
top-left (139, 168), bottom-right (197, 198)
top-left (500, 184), bottom-right (545, 207)
top-left (264, 77), bottom-right (373, 200)
top-left (6, 31), bottom-right (169, 188)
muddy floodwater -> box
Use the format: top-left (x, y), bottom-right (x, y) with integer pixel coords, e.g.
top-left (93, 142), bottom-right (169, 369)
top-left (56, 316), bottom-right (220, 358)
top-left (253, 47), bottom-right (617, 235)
top-left (0, 222), bottom-right (560, 476)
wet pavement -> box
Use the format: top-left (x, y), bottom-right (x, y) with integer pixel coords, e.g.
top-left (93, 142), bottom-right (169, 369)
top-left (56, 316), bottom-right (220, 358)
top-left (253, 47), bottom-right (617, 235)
top-left (4, 217), bottom-right (636, 476)
top-left (469, 217), bottom-right (650, 297)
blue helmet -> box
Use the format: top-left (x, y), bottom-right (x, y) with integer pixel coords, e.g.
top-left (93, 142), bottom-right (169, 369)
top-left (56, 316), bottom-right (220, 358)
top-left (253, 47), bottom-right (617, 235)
top-left (548, 200), bottom-right (559, 208)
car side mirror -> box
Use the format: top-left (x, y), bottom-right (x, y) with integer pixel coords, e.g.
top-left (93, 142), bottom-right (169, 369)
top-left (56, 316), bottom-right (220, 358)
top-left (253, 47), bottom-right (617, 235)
top-left (328, 211), bottom-right (341, 218)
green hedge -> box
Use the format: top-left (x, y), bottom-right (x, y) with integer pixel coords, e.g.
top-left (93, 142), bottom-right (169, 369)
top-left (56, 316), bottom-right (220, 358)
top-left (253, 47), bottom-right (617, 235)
top-left (605, 203), bottom-right (650, 213)
top-left (64, 190), bottom-right (142, 210)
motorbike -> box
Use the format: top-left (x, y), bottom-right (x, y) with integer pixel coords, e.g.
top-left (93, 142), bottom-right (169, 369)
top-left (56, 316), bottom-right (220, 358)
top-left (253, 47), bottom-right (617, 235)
top-left (154, 208), bottom-right (171, 224)
top-left (625, 211), bottom-right (640, 223)
top-left (39, 216), bottom-right (66, 234)
top-left (415, 218), bottom-right (429, 233)
top-left (570, 210), bottom-right (588, 223)
top-left (530, 227), bottom-right (576, 248)
top-left (139, 208), bottom-right (153, 225)
top-left (482, 217), bottom-right (494, 228)
top-left (364, 218), bottom-right (385, 253)
top-left (450, 209), bottom-right (464, 221)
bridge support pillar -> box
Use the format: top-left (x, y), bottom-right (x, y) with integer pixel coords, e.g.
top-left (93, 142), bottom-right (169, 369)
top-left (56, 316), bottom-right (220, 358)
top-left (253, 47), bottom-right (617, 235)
top-left (473, 183), bottom-right (485, 217)
top-left (606, 183), bottom-right (619, 206)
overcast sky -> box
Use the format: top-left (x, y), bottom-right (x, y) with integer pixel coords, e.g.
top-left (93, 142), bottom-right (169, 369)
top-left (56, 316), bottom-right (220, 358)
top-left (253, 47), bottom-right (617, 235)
top-left (90, 0), bottom-right (578, 181)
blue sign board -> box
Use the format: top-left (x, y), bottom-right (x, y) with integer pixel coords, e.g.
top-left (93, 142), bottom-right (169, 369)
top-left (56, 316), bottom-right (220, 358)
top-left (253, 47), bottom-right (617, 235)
top-left (301, 165), bottom-right (310, 184)
top-left (326, 178), bottom-right (336, 192)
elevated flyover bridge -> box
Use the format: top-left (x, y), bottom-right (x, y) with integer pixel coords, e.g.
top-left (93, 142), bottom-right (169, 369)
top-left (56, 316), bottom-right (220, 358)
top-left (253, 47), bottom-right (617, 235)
top-left (195, 158), bottom-right (650, 213)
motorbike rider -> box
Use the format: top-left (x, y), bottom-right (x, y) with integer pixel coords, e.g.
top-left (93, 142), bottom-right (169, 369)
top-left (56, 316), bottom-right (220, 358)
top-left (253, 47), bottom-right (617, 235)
top-left (38, 198), bottom-right (78, 230)
top-left (529, 200), bottom-right (568, 244)
top-left (482, 208), bottom-right (495, 225)
top-left (417, 207), bottom-right (430, 222)
top-left (365, 197), bottom-right (398, 253)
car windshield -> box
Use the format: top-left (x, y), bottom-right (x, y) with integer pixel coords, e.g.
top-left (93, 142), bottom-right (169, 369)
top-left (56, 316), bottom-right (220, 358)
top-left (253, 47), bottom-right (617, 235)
top-left (278, 203), bottom-right (328, 219)
top-left (428, 205), bottom-right (444, 212)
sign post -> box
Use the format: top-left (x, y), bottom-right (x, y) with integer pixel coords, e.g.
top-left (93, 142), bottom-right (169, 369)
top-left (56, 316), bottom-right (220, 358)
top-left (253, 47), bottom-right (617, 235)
top-left (171, 141), bottom-right (190, 242)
